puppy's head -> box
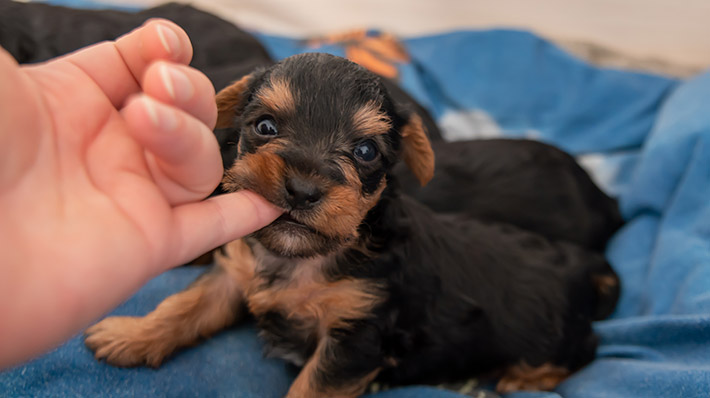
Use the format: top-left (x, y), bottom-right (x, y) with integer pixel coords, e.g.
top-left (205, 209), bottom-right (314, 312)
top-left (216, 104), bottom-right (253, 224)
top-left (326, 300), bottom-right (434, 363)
top-left (216, 53), bottom-right (434, 258)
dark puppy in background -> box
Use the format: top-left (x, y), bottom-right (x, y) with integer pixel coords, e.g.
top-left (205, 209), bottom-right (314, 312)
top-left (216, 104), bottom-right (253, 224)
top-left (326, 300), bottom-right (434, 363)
top-left (85, 53), bottom-right (620, 397)
top-left (395, 139), bottom-right (623, 252)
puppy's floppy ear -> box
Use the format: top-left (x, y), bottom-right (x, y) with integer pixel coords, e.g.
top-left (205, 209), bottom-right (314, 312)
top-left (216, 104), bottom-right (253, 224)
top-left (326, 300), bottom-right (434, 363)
top-left (400, 113), bottom-right (435, 186)
top-left (215, 73), bottom-right (254, 129)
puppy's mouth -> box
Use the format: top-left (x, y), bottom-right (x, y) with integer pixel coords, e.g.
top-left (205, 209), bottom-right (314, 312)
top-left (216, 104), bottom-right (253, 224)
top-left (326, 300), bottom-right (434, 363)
top-left (223, 170), bottom-right (358, 257)
top-left (272, 212), bottom-right (316, 232)
top-left (254, 208), bottom-right (347, 258)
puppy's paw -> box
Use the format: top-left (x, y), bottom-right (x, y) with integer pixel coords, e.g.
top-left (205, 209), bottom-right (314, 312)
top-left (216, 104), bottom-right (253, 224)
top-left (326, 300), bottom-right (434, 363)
top-left (84, 316), bottom-right (172, 368)
top-left (495, 362), bottom-right (569, 393)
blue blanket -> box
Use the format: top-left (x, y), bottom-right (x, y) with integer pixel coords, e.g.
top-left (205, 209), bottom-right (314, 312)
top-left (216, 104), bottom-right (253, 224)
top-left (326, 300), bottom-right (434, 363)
top-left (3, 7), bottom-right (710, 398)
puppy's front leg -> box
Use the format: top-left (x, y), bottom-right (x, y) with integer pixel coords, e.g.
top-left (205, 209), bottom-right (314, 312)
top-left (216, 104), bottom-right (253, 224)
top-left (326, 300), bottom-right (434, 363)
top-left (287, 326), bottom-right (382, 398)
top-left (85, 239), bottom-right (253, 367)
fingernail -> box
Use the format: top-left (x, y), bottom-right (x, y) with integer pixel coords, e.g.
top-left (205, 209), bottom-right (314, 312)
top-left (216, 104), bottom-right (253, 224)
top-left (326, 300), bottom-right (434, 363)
top-left (159, 63), bottom-right (194, 102)
top-left (142, 96), bottom-right (178, 132)
top-left (156, 23), bottom-right (180, 56)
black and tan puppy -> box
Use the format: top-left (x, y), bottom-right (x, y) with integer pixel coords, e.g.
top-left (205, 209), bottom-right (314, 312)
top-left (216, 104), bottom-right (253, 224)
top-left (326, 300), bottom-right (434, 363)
top-left (85, 53), bottom-right (620, 397)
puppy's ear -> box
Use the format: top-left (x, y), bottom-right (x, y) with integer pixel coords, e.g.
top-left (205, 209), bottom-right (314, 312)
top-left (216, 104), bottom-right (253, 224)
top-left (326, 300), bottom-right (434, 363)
top-left (215, 74), bottom-right (253, 129)
top-left (400, 113), bottom-right (435, 186)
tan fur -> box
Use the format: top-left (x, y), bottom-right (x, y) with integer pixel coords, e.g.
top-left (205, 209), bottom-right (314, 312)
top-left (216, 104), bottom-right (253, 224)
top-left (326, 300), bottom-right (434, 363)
top-left (256, 77), bottom-right (296, 115)
top-left (84, 267), bottom-right (245, 367)
top-left (86, 242), bottom-right (383, 391)
top-left (496, 362), bottom-right (571, 393)
top-left (215, 239), bottom-right (258, 287)
top-left (215, 74), bottom-right (251, 129)
top-left (215, 75), bottom-right (295, 130)
top-left (352, 101), bottom-right (393, 137)
top-left (286, 339), bottom-right (326, 398)
top-left (287, 338), bottom-right (381, 398)
top-left (306, 184), bottom-right (363, 239)
top-left (305, 163), bottom-right (386, 240)
top-left (400, 114), bottom-right (435, 186)
top-left (222, 143), bottom-right (287, 197)
top-left (248, 271), bottom-right (382, 340)
top-left (592, 274), bottom-right (618, 295)
top-left (245, 245), bottom-right (382, 340)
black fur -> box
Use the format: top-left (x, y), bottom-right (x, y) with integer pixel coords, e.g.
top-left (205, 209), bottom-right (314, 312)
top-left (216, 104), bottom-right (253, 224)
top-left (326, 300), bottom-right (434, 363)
top-left (344, 193), bottom-right (614, 384)
top-left (395, 139), bottom-right (623, 251)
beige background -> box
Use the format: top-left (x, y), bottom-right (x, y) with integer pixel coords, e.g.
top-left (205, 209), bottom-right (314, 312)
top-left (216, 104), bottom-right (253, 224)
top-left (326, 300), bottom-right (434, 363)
top-left (97, 0), bottom-right (710, 76)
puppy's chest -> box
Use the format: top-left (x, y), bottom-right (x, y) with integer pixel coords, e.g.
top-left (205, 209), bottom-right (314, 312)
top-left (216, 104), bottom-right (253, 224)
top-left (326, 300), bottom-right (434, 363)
top-left (242, 253), bottom-right (382, 364)
top-left (246, 269), bottom-right (374, 333)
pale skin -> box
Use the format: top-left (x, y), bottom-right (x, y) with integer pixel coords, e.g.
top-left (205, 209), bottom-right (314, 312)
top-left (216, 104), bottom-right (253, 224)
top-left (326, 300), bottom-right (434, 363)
top-left (0, 19), bottom-right (282, 369)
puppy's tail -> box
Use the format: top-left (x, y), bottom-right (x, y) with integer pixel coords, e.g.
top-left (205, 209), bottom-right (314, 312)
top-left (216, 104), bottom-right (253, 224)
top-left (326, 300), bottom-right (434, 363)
top-left (590, 261), bottom-right (621, 320)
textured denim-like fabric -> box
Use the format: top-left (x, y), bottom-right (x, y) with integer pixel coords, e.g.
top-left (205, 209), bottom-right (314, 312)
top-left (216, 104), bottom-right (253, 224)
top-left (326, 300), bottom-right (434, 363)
top-left (0, 267), bottom-right (471, 398)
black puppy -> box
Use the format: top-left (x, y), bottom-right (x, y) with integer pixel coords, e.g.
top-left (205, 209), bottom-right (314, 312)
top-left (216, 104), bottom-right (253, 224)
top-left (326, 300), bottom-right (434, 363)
top-left (85, 53), bottom-right (620, 397)
top-left (395, 139), bottom-right (623, 251)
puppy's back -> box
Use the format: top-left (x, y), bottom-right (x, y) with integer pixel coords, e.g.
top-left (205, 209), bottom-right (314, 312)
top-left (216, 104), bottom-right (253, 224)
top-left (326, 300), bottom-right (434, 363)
top-left (395, 139), bottom-right (623, 251)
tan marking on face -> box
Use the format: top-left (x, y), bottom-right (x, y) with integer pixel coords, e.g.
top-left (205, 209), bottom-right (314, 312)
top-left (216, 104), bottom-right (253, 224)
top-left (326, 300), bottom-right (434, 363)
top-left (221, 142), bottom-right (286, 203)
top-left (303, 162), bottom-right (386, 241)
top-left (255, 76), bottom-right (295, 115)
top-left (215, 74), bottom-right (251, 129)
top-left (400, 113), bottom-right (435, 186)
top-left (351, 101), bottom-right (392, 137)
top-left (307, 184), bottom-right (363, 239)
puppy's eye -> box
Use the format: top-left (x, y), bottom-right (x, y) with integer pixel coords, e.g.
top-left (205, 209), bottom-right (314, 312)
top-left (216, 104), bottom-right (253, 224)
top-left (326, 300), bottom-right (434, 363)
top-left (353, 140), bottom-right (379, 162)
top-left (255, 117), bottom-right (278, 136)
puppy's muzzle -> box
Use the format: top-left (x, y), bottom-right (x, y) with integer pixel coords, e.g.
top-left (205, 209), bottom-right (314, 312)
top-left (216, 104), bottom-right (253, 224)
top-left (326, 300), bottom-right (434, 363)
top-left (285, 175), bottom-right (323, 210)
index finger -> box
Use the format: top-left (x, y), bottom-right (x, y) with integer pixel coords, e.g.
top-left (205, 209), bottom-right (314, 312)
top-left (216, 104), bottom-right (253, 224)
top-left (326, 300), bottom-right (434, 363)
top-left (167, 191), bottom-right (283, 268)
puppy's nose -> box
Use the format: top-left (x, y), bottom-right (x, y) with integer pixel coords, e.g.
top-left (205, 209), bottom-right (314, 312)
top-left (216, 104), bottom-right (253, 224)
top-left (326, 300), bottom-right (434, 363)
top-left (285, 176), bottom-right (323, 210)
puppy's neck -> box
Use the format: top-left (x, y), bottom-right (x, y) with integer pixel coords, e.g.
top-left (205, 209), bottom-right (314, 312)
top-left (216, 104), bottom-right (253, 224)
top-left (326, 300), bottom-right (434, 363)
top-left (247, 237), bottom-right (336, 285)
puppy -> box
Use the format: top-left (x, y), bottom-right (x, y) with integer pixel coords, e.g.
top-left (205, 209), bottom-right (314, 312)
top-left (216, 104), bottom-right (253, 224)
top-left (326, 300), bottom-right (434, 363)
top-left (394, 139), bottom-right (623, 251)
top-left (85, 53), bottom-right (620, 397)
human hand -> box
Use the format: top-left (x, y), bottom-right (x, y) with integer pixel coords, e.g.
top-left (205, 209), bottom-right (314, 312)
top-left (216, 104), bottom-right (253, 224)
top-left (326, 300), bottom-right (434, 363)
top-left (0, 19), bottom-right (281, 368)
